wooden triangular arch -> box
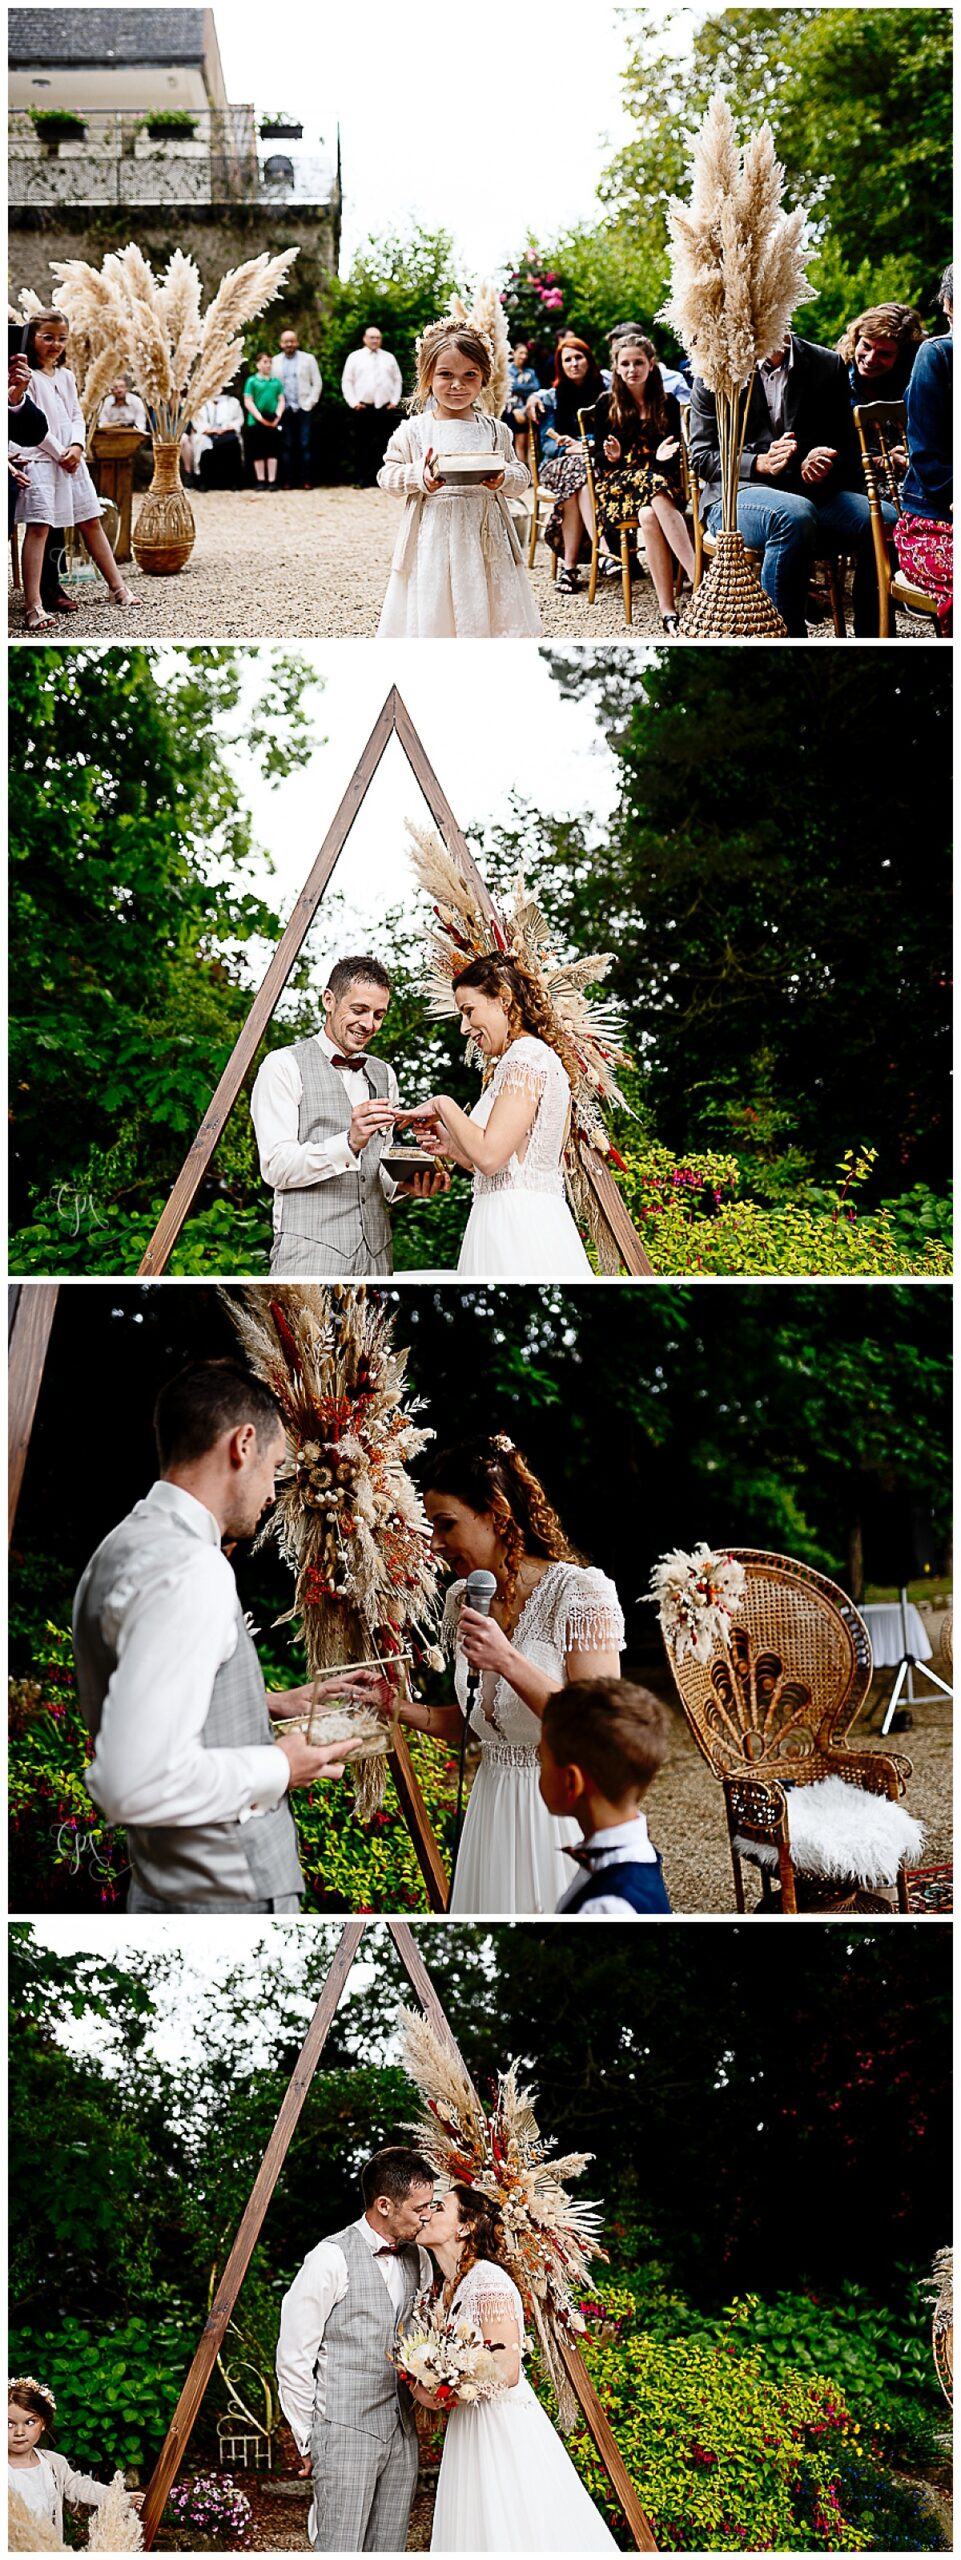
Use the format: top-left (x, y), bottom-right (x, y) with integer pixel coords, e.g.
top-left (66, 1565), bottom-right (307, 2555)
top-left (139, 1919), bottom-right (657, 2551)
top-left (136, 687), bottom-right (651, 1279)
top-left (8, 1284), bottom-right (448, 1910)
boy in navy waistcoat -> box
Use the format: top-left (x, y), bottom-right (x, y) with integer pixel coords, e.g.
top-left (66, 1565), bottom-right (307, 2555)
top-left (540, 1677), bottom-right (672, 1915)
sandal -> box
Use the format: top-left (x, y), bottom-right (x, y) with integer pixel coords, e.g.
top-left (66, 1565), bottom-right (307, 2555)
top-left (598, 555), bottom-right (622, 580)
top-left (109, 585), bottom-right (143, 608)
top-left (25, 606), bottom-right (55, 631)
top-left (661, 612), bottom-right (681, 636)
top-left (557, 564), bottom-right (582, 593)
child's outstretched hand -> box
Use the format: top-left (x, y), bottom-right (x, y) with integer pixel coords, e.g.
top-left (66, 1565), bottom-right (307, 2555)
top-left (128, 2493), bottom-right (146, 2510)
top-left (422, 446), bottom-right (442, 492)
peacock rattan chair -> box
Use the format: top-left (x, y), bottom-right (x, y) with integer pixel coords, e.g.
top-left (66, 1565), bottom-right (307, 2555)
top-left (660, 1548), bottom-right (916, 1914)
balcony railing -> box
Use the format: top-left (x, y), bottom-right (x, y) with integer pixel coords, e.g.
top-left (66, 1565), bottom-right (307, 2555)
top-left (9, 106), bottom-right (338, 209)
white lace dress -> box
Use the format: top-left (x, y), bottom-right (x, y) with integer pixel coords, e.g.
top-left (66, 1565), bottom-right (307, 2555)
top-left (431, 2262), bottom-right (617, 2552)
top-left (458, 1035), bottom-right (592, 1277)
top-left (10, 366), bottom-right (103, 525)
top-left (376, 410), bottom-right (540, 637)
top-left (448, 1561), bottom-right (625, 1915)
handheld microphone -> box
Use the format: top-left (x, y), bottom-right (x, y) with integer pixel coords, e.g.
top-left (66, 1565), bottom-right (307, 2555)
top-left (449, 1568), bottom-right (498, 1894)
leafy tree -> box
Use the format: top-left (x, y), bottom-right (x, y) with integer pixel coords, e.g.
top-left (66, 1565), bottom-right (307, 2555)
top-left (314, 224), bottom-right (462, 400)
top-left (599, 7), bottom-right (952, 343)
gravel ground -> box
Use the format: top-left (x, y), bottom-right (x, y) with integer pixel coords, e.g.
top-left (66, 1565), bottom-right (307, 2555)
top-left (9, 485), bottom-right (930, 642)
top-left (652, 1674), bottom-right (952, 1914)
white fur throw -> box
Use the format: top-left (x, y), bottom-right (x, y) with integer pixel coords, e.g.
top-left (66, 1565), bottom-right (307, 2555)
top-left (735, 1775), bottom-right (924, 1887)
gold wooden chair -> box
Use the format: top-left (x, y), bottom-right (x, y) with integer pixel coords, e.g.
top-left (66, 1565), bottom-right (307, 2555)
top-left (854, 399), bottom-right (946, 638)
top-left (680, 409), bottom-right (847, 634)
top-left (526, 424), bottom-right (557, 581)
top-left (660, 1548), bottom-right (918, 1914)
top-left (577, 403), bottom-right (639, 627)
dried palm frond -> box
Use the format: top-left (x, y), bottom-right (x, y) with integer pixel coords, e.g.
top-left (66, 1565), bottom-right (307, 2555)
top-left (406, 823), bottom-right (633, 1268)
top-left (49, 241), bottom-right (298, 439)
top-left (225, 1286), bottom-right (441, 1820)
top-left (398, 2007), bottom-right (606, 2431)
top-left (87, 2475), bottom-right (144, 2550)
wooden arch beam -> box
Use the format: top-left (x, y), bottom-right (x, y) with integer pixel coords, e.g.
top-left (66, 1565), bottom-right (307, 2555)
top-left (137, 689), bottom-right (651, 1278)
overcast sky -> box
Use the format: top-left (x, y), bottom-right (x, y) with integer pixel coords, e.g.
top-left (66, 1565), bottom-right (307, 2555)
top-left (213, 641), bottom-right (651, 980)
top-left (212, 3), bottom-right (687, 276)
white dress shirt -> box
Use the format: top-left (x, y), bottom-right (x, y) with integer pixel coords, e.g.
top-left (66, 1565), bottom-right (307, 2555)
top-left (98, 393), bottom-right (147, 431)
top-left (757, 340), bottom-right (793, 433)
top-left (556, 1814), bottom-right (658, 1916)
top-left (277, 2213), bottom-right (433, 2450)
top-left (341, 346), bottom-right (403, 409)
top-left (250, 1028), bottom-right (401, 1232)
top-left (80, 1480), bottom-right (289, 1831)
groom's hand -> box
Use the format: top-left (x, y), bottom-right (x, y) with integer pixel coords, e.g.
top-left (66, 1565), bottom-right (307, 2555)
top-left (274, 1731), bottom-right (348, 1789)
top-left (348, 1098), bottom-right (396, 1155)
top-left (395, 1165), bottom-right (451, 1197)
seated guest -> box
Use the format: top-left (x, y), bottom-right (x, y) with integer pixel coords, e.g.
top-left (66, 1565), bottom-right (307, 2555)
top-left (609, 320), bottom-right (690, 404)
top-left (528, 335), bottom-right (606, 591)
top-left (194, 392), bottom-right (246, 488)
top-left (893, 264), bottom-right (953, 628)
top-left (504, 338), bottom-right (541, 459)
top-left (837, 302), bottom-right (925, 408)
top-left (688, 314), bottom-right (896, 636)
top-left (98, 375), bottom-right (148, 432)
top-left (243, 349), bottom-right (285, 487)
top-left (539, 1677), bottom-right (673, 1915)
top-left (592, 332), bottom-right (696, 632)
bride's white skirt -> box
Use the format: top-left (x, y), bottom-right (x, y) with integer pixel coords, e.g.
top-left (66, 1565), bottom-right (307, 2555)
top-left (457, 1191), bottom-right (591, 1278)
top-left (449, 1755), bottom-right (579, 1916)
top-left (431, 2380), bottom-right (618, 2552)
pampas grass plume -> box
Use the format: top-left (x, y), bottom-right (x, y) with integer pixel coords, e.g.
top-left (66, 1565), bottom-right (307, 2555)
top-left (87, 2475), bottom-right (144, 2551)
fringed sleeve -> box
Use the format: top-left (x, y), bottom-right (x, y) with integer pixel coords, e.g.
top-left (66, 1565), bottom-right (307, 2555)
top-left (494, 1037), bottom-right (549, 1101)
top-left (558, 1566), bottom-right (625, 1657)
top-left (441, 1581), bottom-right (466, 1656)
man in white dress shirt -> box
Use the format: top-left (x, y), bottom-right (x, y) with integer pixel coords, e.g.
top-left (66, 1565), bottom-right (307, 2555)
top-left (277, 2145), bottom-right (435, 2551)
top-left (341, 325), bottom-right (404, 481)
top-left (75, 1359), bottom-right (370, 1912)
top-left (250, 954), bottom-right (449, 1277)
top-left (97, 377), bottom-right (148, 433)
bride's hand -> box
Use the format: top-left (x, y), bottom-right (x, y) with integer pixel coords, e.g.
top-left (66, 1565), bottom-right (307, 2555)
top-left (408, 2380), bottom-right (442, 2410)
top-left (458, 1608), bottom-right (517, 1679)
top-left (395, 1098), bottom-right (447, 1129)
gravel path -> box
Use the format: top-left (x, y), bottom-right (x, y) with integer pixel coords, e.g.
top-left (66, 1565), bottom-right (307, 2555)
top-left (9, 485), bottom-right (928, 642)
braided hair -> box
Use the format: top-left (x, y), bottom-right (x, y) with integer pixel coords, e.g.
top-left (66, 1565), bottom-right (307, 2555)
top-left (421, 1434), bottom-right (581, 1622)
top-left (443, 2185), bottom-right (514, 2306)
top-left (452, 953), bottom-right (580, 1096)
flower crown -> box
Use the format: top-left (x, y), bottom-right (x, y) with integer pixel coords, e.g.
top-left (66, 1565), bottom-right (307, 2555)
top-left (415, 314), bottom-right (495, 377)
top-left (491, 1433), bottom-right (515, 1455)
top-left (9, 2375), bottom-right (56, 2412)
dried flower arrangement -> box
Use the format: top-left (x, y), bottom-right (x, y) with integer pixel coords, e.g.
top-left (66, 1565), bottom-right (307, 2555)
top-left (389, 2293), bottom-right (506, 2406)
top-left (225, 1286), bottom-right (442, 1818)
top-left (17, 240), bottom-right (298, 437)
top-left (650, 1543), bottom-right (746, 1665)
top-left (661, 92), bottom-right (814, 636)
top-left (398, 2007), bottom-right (605, 2431)
top-left (406, 821), bottom-right (633, 1271)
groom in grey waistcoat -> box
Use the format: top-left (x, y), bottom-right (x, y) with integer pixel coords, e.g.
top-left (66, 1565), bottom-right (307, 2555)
top-left (75, 1361), bottom-right (354, 1912)
top-left (250, 953), bottom-right (448, 1278)
top-left (277, 2145), bottom-right (436, 2552)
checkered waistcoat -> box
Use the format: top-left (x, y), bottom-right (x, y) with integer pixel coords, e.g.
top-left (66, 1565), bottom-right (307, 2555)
top-left (75, 1503), bottom-right (303, 1904)
top-left (273, 1039), bottom-right (393, 1269)
top-left (317, 2225), bottom-right (420, 2440)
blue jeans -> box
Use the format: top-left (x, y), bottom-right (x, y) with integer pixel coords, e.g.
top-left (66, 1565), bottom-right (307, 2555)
top-left (281, 402), bottom-right (314, 484)
top-left (706, 485), bottom-right (896, 635)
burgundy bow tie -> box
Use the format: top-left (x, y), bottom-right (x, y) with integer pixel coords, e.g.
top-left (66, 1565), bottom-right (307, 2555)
top-left (374, 2243), bottom-right (401, 2256)
top-left (331, 1051), bottom-right (368, 1071)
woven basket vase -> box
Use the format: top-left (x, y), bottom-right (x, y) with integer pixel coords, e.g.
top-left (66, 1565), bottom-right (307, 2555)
top-left (682, 527), bottom-right (787, 638)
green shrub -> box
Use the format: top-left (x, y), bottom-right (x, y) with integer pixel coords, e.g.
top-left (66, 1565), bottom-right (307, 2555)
top-left (611, 1144), bottom-right (952, 1276)
top-left (7, 2318), bottom-right (189, 2475)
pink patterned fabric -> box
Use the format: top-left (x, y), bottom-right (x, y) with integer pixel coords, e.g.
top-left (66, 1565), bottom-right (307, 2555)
top-left (894, 514), bottom-right (953, 623)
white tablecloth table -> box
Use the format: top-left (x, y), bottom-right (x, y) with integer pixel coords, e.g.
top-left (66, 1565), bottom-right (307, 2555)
top-left (862, 1601), bottom-right (932, 1666)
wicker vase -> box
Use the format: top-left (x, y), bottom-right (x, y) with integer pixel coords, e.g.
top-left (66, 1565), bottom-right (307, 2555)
top-left (131, 437), bottom-right (195, 574)
top-left (682, 527), bottom-right (787, 639)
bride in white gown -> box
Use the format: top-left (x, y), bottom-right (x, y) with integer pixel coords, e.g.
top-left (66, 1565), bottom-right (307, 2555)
top-left (400, 954), bottom-right (593, 1278)
top-left (387, 1433), bottom-right (624, 1914)
top-left (419, 2185), bottom-right (618, 2553)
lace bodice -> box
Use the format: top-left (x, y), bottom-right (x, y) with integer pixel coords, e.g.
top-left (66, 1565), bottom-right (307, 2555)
top-left (447, 1561), bottom-right (624, 1755)
top-left (469, 1037), bottom-right (570, 1198)
top-left (453, 2258), bottom-right (525, 2348)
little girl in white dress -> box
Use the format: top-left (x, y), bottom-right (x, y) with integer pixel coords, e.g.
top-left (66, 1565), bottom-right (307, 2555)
top-left (7, 2375), bottom-right (144, 2546)
top-left (376, 322), bottom-right (540, 638)
top-left (11, 310), bottom-right (141, 629)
